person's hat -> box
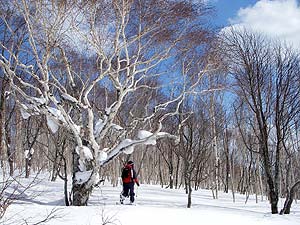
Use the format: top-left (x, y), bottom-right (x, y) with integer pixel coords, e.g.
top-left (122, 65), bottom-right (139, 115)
top-left (127, 160), bottom-right (134, 165)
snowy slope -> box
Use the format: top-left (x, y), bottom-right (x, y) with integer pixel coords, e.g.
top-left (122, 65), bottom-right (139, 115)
top-left (1, 175), bottom-right (300, 225)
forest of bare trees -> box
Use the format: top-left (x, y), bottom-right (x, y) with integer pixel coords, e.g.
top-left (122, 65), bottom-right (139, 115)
top-left (1, 0), bottom-right (299, 217)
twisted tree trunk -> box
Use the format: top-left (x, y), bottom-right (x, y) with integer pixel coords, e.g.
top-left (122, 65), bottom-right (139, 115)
top-left (280, 181), bottom-right (300, 214)
top-left (71, 147), bottom-right (95, 206)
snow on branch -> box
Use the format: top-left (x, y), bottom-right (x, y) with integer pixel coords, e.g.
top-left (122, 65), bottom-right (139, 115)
top-left (97, 150), bottom-right (108, 165)
top-left (76, 146), bottom-right (93, 161)
top-left (94, 118), bottom-right (106, 137)
top-left (47, 107), bottom-right (67, 124)
top-left (137, 130), bottom-right (157, 145)
top-left (111, 123), bottom-right (123, 131)
top-left (75, 170), bottom-right (93, 185)
top-left (19, 101), bottom-right (72, 134)
top-left (24, 148), bottom-right (34, 159)
top-left (20, 103), bottom-right (41, 119)
top-left (61, 93), bottom-right (78, 104)
top-left (94, 116), bottom-right (123, 139)
top-left (46, 115), bottom-right (59, 133)
top-left (99, 130), bottom-right (179, 166)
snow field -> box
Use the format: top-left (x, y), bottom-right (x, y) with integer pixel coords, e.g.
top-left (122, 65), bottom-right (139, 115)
top-left (1, 175), bottom-right (300, 225)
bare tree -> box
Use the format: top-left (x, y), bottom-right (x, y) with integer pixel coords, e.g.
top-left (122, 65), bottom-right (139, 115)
top-left (272, 45), bottom-right (300, 214)
top-left (42, 128), bottom-right (72, 206)
top-left (221, 28), bottom-right (300, 214)
top-left (178, 103), bottom-right (211, 208)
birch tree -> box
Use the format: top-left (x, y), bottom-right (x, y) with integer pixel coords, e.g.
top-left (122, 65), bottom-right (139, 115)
top-left (0, 0), bottom-right (212, 205)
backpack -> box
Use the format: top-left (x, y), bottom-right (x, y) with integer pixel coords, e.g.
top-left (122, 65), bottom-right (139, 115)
top-left (121, 166), bottom-right (133, 183)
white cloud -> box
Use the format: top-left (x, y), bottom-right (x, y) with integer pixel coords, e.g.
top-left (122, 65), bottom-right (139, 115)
top-left (229, 0), bottom-right (300, 48)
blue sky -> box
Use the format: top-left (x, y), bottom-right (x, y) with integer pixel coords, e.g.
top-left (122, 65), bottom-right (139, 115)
top-left (209, 0), bottom-right (300, 48)
top-left (212, 0), bottom-right (259, 27)
top-left (207, 0), bottom-right (300, 108)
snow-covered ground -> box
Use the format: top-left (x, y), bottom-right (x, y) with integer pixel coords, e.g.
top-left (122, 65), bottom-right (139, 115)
top-left (1, 175), bottom-right (300, 225)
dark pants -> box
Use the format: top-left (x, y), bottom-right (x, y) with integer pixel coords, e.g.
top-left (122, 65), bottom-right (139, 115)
top-left (122, 182), bottom-right (135, 202)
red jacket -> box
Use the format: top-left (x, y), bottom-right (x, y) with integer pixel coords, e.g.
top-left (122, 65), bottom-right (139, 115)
top-left (122, 164), bottom-right (139, 184)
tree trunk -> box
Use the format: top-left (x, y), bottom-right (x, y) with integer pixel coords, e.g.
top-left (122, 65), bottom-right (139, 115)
top-left (25, 156), bottom-right (32, 178)
top-left (169, 173), bottom-right (174, 189)
top-left (224, 128), bottom-right (230, 193)
top-left (187, 175), bottom-right (192, 208)
top-left (63, 157), bottom-right (69, 206)
top-left (184, 174), bottom-right (188, 194)
top-left (72, 182), bottom-right (92, 206)
top-left (175, 154), bottom-right (180, 189)
top-left (168, 150), bottom-right (174, 189)
top-left (267, 175), bottom-right (278, 213)
top-left (210, 91), bottom-right (219, 199)
top-left (261, 141), bottom-right (278, 214)
top-left (267, 175), bottom-right (278, 214)
top-left (15, 108), bottom-right (23, 171)
top-left (0, 79), bottom-right (7, 169)
top-left (51, 148), bottom-right (59, 182)
top-left (0, 110), bottom-right (3, 169)
top-left (158, 155), bottom-right (164, 188)
top-left (230, 152), bottom-right (235, 203)
top-left (71, 147), bottom-right (94, 206)
top-left (6, 135), bottom-right (13, 176)
top-left (280, 181), bottom-right (300, 214)
top-left (64, 176), bottom-right (69, 206)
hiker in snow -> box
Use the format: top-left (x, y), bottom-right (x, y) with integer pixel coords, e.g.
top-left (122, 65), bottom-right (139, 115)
top-left (120, 160), bottom-right (140, 204)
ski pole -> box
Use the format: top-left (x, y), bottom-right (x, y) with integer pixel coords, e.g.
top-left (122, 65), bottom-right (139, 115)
top-left (136, 185), bottom-right (139, 198)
